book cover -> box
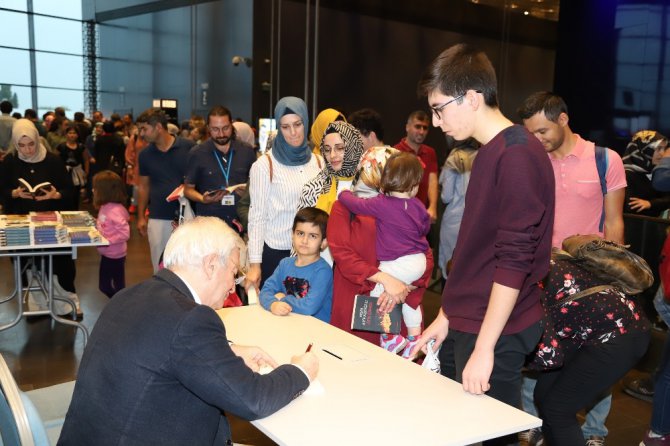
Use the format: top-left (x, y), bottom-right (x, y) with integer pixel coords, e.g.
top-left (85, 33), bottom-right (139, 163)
top-left (18, 178), bottom-right (52, 197)
top-left (350, 294), bottom-right (402, 334)
top-left (166, 184), bottom-right (184, 202)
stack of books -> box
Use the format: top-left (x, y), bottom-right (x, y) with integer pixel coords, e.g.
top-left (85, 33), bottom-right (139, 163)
top-left (0, 215), bottom-right (32, 247)
top-left (0, 212), bottom-right (103, 247)
top-left (2, 215), bottom-right (31, 225)
top-left (60, 211), bottom-right (96, 228)
top-left (68, 227), bottom-right (102, 244)
top-left (2, 224), bottom-right (32, 247)
top-left (33, 222), bottom-right (69, 245)
top-left (29, 211), bottom-right (60, 223)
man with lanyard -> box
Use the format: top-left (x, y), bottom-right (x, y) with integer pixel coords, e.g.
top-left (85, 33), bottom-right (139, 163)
top-left (184, 105), bottom-right (256, 233)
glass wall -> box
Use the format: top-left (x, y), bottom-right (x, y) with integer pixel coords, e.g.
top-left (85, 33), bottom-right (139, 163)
top-left (0, 1), bottom-right (87, 118)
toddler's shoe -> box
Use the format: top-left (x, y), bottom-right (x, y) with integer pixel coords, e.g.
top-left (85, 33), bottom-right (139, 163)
top-left (401, 335), bottom-right (421, 359)
top-left (380, 334), bottom-right (407, 354)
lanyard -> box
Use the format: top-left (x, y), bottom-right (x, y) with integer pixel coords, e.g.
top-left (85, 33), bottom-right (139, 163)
top-left (213, 148), bottom-right (234, 187)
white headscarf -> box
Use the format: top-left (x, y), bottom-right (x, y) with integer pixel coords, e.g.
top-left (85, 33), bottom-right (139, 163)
top-left (233, 121), bottom-right (255, 147)
top-left (12, 118), bottom-right (47, 163)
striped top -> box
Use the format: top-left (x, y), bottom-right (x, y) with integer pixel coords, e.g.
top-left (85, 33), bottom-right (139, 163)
top-left (248, 151), bottom-right (324, 263)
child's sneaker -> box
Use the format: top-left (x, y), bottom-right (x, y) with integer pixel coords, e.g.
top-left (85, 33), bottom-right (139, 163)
top-left (380, 334), bottom-right (407, 354)
top-left (401, 335), bottom-right (421, 359)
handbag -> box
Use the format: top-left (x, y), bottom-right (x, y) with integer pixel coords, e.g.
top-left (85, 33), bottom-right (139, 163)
top-left (70, 164), bottom-right (87, 186)
top-left (561, 234), bottom-right (654, 295)
top-left (109, 155), bottom-right (124, 177)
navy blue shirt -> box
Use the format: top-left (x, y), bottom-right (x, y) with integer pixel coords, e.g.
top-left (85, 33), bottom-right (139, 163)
top-left (139, 136), bottom-right (194, 220)
top-left (184, 139), bottom-right (256, 221)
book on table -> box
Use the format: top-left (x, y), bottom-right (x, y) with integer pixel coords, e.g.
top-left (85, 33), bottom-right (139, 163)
top-left (351, 294), bottom-right (402, 334)
top-left (18, 178), bottom-right (53, 197)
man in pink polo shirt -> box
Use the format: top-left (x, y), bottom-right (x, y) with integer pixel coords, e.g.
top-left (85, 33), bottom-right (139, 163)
top-left (518, 91), bottom-right (627, 446)
top-left (520, 92), bottom-right (626, 247)
top-left (394, 110), bottom-right (439, 222)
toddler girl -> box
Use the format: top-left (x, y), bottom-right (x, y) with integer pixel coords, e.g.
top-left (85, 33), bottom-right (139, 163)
top-left (93, 170), bottom-right (130, 298)
top-left (338, 152), bottom-right (430, 358)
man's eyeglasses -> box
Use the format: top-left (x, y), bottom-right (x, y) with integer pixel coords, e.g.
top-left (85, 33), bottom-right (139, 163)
top-left (430, 90), bottom-right (482, 121)
top-left (209, 125), bottom-right (232, 134)
top-left (234, 265), bottom-right (247, 285)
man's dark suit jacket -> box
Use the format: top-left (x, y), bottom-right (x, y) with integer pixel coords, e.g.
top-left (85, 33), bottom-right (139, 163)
top-left (58, 269), bottom-right (309, 446)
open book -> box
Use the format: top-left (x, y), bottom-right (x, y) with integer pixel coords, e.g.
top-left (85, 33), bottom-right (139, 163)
top-left (18, 178), bottom-right (53, 197)
top-left (204, 183), bottom-right (246, 197)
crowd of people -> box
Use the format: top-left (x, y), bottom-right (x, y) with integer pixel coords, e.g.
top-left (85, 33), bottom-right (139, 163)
top-left (1, 42), bottom-right (669, 446)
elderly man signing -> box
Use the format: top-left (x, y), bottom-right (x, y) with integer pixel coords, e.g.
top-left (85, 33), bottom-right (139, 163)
top-left (59, 217), bottom-right (318, 446)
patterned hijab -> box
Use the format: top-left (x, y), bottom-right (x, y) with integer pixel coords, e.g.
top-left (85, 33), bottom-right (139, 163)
top-left (352, 145), bottom-right (400, 198)
top-left (298, 121), bottom-right (364, 213)
top-left (310, 108), bottom-right (346, 149)
top-left (271, 96), bottom-right (312, 166)
top-left (12, 118), bottom-right (47, 163)
top-left (623, 130), bottom-right (668, 174)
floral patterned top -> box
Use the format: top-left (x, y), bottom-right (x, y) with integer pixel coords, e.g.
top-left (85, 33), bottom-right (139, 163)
top-left (542, 257), bottom-right (649, 347)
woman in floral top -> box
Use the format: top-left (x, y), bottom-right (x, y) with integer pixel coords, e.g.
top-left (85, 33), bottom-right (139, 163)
top-left (534, 253), bottom-right (651, 446)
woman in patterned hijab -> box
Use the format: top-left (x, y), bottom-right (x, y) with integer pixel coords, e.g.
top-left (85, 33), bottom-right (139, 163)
top-left (298, 121), bottom-right (364, 213)
top-left (622, 130), bottom-right (670, 216)
top-left (623, 130), bottom-right (668, 174)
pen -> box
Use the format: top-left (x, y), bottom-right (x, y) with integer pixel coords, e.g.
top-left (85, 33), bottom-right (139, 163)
top-left (306, 343), bottom-right (313, 353)
top-left (322, 349), bottom-right (342, 360)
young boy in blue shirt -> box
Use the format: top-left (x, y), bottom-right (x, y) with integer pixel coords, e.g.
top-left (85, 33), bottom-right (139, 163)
top-left (259, 207), bottom-right (333, 322)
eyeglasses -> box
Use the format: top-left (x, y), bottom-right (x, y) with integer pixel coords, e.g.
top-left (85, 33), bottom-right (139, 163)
top-left (209, 125), bottom-right (232, 134)
top-left (234, 265), bottom-right (247, 285)
top-left (322, 144), bottom-right (345, 155)
top-left (430, 90), bottom-right (482, 121)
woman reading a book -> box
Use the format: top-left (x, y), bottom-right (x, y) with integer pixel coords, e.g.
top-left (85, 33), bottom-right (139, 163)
top-left (327, 145), bottom-right (433, 345)
top-left (0, 119), bottom-right (79, 308)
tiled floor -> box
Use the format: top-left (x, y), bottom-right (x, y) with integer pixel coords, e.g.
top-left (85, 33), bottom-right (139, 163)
top-left (0, 212), bottom-right (664, 445)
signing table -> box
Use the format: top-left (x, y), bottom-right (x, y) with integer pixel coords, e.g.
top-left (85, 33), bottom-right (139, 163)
top-left (0, 211), bottom-right (107, 344)
top-left (217, 305), bottom-right (541, 446)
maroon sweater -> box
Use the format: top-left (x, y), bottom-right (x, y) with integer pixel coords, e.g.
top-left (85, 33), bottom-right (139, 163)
top-left (443, 125), bottom-right (554, 335)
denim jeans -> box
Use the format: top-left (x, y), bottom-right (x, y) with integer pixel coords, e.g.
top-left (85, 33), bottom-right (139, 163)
top-left (521, 374), bottom-right (539, 417)
top-left (522, 374), bottom-right (611, 437)
top-left (655, 285), bottom-right (670, 327)
top-left (652, 285), bottom-right (670, 435)
top-left (581, 394), bottom-right (612, 438)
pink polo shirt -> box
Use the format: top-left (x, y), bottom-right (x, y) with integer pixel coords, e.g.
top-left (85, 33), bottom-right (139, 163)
top-left (551, 135), bottom-right (626, 248)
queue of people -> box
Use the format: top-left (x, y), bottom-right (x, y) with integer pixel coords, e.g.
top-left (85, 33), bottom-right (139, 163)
top-left (1, 42), bottom-right (670, 446)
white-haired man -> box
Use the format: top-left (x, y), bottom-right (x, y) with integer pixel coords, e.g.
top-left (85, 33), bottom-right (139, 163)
top-left (59, 217), bottom-right (318, 446)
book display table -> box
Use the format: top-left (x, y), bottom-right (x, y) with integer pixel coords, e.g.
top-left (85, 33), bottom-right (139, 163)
top-left (217, 305), bottom-right (542, 446)
top-left (0, 212), bottom-right (107, 344)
